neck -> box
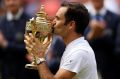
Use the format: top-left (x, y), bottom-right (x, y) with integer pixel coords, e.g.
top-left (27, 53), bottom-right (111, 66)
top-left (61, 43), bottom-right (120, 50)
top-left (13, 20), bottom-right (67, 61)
top-left (10, 9), bottom-right (19, 15)
top-left (63, 32), bottom-right (82, 45)
top-left (10, 7), bottom-right (22, 15)
top-left (94, 6), bottom-right (103, 12)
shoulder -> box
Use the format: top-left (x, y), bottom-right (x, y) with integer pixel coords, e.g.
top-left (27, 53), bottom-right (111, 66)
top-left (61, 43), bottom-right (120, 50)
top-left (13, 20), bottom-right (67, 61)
top-left (21, 12), bottom-right (31, 20)
top-left (65, 40), bottom-right (93, 58)
top-left (0, 14), bottom-right (6, 24)
top-left (0, 14), bottom-right (6, 21)
top-left (106, 10), bottom-right (120, 19)
top-left (73, 40), bottom-right (93, 53)
top-left (105, 10), bottom-right (120, 27)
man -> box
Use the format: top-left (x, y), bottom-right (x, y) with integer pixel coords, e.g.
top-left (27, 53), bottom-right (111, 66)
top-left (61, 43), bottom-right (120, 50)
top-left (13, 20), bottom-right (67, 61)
top-left (105, 0), bottom-right (120, 15)
top-left (25, 1), bottom-right (98, 79)
top-left (0, 0), bottom-right (5, 16)
top-left (85, 0), bottom-right (120, 79)
top-left (0, 0), bottom-right (30, 79)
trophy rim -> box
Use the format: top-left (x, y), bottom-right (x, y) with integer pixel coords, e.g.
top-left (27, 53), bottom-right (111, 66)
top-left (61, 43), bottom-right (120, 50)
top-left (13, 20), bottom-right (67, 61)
top-left (25, 64), bottom-right (37, 70)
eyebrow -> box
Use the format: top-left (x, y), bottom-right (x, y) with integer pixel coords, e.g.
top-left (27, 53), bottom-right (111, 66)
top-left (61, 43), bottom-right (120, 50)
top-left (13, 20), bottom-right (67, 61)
top-left (55, 16), bottom-right (60, 20)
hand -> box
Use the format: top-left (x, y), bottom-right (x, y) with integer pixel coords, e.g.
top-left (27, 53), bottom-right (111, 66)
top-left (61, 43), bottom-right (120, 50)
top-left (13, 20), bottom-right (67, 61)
top-left (87, 20), bottom-right (106, 40)
top-left (90, 20), bottom-right (106, 32)
top-left (24, 33), bottom-right (52, 58)
top-left (0, 31), bottom-right (8, 48)
top-left (26, 54), bottom-right (33, 62)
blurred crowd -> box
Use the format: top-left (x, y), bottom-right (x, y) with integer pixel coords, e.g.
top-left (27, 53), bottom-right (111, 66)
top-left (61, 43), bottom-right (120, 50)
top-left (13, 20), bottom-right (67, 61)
top-left (0, 0), bottom-right (120, 79)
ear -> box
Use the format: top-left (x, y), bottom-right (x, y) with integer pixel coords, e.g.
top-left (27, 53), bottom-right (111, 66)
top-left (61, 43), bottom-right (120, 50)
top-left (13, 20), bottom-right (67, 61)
top-left (68, 21), bottom-right (76, 30)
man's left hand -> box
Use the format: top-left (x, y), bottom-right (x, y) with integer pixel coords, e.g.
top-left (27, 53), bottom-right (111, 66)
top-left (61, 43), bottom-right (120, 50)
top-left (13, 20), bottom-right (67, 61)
top-left (24, 33), bottom-right (51, 58)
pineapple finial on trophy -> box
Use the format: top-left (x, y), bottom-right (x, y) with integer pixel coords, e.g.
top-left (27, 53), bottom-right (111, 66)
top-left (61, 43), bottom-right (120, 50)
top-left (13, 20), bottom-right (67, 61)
top-left (36, 5), bottom-right (47, 19)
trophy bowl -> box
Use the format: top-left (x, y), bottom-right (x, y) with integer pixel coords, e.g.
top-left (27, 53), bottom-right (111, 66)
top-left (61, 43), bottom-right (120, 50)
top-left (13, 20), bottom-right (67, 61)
top-left (25, 5), bottom-right (53, 70)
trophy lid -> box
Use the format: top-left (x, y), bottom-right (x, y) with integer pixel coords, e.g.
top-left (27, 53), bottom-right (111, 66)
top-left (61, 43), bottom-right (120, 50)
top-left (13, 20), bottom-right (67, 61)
top-left (36, 5), bottom-right (47, 18)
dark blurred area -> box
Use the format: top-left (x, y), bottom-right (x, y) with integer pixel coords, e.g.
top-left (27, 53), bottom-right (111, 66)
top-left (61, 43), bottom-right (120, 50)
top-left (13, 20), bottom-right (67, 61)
top-left (0, 0), bottom-right (120, 79)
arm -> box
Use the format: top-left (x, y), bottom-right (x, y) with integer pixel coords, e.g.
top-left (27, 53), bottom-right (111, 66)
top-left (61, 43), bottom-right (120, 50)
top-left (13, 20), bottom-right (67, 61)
top-left (38, 62), bottom-right (76, 79)
top-left (24, 34), bottom-right (76, 79)
top-left (0, 30), bottom-right (28, 62)
top-left (0, 31), bottom-right (26, 53)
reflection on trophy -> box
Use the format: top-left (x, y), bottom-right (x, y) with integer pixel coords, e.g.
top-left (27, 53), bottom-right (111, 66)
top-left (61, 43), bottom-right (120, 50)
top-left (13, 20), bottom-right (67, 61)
top-left (25, 5), bottom-right (53, 69)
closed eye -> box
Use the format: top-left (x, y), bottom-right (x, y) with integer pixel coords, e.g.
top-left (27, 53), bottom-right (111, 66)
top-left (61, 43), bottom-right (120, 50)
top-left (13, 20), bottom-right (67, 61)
top-left (55, 16), bottom-right (60, 20)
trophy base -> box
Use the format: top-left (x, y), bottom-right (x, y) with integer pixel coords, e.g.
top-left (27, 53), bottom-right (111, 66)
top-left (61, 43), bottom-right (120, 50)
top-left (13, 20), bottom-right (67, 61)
top-left (25, 64), bottom-right (37, 70)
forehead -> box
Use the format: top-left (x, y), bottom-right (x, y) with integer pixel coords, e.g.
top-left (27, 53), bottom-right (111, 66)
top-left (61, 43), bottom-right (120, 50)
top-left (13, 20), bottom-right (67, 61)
top-left (56, 7), bottom-right (68, 18)
top-left (4, 0), bottom-right (20, 2)
top-left (91, 0), bottom-right (103, 2)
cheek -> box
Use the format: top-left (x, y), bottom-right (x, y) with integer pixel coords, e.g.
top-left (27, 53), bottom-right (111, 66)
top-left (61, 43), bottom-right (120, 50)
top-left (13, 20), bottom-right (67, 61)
top-left (54, 26), bottom-right (62, 34)
top-left (54, 22), bottom-right (64, 31)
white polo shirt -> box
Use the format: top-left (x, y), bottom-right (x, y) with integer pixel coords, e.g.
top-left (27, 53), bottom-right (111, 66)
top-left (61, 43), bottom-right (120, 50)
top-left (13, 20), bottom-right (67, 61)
top-left (60, 37), bottom-right (98, 79)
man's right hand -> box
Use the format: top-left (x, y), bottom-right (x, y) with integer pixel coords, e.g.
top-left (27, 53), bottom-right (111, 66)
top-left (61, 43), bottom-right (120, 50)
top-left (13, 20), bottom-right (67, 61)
top-left (0, 31), bottom-right (8, 48)
top-left (87, 20), bottom-right (106, 40)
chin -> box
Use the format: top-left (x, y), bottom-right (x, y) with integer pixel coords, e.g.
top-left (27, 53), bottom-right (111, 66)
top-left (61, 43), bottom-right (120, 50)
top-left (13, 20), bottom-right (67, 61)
top-left (54, 32), bottom-right (59, 36)
top-left (53, 32), bottom-right (61, 36)
top-left (8, 7), bottom-right (18, 13)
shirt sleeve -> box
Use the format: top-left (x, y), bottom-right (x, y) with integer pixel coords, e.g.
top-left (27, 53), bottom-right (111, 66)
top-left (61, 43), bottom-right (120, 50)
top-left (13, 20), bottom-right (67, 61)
top-left (60, 50), bottom-right (88, 74)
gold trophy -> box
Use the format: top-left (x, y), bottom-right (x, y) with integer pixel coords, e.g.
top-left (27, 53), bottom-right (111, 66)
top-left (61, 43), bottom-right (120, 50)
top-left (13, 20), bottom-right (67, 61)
top-left (25, 5), bottom-right (53, 69)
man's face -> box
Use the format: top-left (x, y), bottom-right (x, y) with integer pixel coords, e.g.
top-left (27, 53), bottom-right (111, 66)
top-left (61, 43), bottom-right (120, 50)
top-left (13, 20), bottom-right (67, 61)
top-left (53, 7), bottom-right (69, 38)
top-left (4, 0), bottom-right (22, 13)
top-left (91, 0), bottom-right (104, 10)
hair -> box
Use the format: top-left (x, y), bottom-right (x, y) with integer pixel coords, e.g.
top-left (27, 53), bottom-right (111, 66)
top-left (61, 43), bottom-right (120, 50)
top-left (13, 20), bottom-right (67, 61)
top-left (61, 1), bottom-right (90, 35)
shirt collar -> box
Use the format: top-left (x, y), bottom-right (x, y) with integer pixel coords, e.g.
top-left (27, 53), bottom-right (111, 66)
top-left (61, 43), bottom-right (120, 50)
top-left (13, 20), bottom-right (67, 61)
top-left (89, 5), bottom-right (107, 17)
top-left (6, 8), bottom-right (23, 21)
top-left (65, 37), bottom-right (85, 50)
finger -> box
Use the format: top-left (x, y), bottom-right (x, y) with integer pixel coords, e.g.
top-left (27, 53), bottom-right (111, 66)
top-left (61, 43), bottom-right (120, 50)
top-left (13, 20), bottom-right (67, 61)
top-left (43, 38), bottom-right (51, 46)
top-left (24, 40), bottom-right (31, 47)
top-left (24, 40), bottom-right (30, 46)
top-left (26, 45), bottom-right (37, 56)
top-left (29, 33), bottom-right (42, 45)
top-left (29, 33), bottom-right (34, 38)
top-left (48, 34), bottom-right (52, 41)
top-left (40, 42), bottom-right (50, 53)
top-left (31, 47), bottom-right (39, 56)
top-left (34, 37), bottom-right (42, 45)
top-left (25, 40), bottom-right (35, 51)
top-left (45, 41), bottom-right (50, 46)
top-left (25, 35), bottom-right (35, 45)
top-left (26, 46), bottom-right (32, 51)
top-left (25, 35), bottom-right (31, 41)
top-left (29, 33), bottom-right (35, 42)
